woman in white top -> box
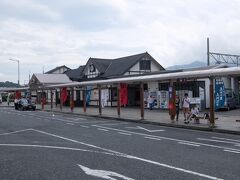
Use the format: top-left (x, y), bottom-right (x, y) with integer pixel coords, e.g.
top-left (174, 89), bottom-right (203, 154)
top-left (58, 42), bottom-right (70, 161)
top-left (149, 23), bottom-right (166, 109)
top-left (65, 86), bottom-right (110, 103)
top-left (182, 93), bottom-right (190, 123)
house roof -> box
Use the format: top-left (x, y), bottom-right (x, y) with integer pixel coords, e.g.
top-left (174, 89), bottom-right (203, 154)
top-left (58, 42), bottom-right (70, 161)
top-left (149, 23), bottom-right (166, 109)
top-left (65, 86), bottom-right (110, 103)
top-left (30, 73), bottom-right (72, 85)
top-left (103, 52), bottom-right (165, 78)
top-left (65, 65), bottom-right (85, 81)
top-left (45, 65), bottom-right (71, 74)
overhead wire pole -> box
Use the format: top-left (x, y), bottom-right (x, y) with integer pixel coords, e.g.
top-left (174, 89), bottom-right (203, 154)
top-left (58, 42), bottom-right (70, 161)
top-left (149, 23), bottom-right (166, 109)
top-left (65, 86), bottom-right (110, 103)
top-left (9, 58), bottom-right (20, 87)
top-left (207, 37), bottom-right (210, 66)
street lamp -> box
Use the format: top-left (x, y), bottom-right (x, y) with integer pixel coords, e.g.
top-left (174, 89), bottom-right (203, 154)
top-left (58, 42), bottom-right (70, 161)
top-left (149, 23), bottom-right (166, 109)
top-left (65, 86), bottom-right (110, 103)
top-left (9, 58), bottom-right (20, 87)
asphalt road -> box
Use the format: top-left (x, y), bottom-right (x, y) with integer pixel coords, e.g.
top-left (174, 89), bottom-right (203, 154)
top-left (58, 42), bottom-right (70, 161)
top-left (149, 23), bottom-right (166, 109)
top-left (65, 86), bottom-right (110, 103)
top-left (0, 107), bottom-right (240, 180)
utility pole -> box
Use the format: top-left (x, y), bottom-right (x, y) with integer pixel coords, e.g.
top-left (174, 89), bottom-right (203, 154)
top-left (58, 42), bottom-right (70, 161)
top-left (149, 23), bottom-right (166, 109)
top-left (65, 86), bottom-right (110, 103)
top-left (9, 58), bottom-right (20, 87)
top-left (207, 37), bottom-right (210, 66)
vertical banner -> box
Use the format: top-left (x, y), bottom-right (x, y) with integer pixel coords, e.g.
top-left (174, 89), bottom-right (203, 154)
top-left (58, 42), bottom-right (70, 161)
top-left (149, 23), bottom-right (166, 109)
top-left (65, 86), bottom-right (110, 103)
top-left (15, 91), bottom-right (21, 99)
top-left (86, 86), bottom-right (92, 105)
top-left (215, 79), bottom-right (225, 110)
top-left (61, 87), bottom-right (68, 103)
top-left (120, 83), bottom-right (128, 106)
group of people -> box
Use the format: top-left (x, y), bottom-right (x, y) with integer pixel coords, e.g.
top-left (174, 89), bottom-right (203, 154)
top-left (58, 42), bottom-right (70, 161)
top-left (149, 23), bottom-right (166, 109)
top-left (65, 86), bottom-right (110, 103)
top-left (147, 93), bottom-right (200, 124)
top-left (175, 93), bottom-right (199, 124)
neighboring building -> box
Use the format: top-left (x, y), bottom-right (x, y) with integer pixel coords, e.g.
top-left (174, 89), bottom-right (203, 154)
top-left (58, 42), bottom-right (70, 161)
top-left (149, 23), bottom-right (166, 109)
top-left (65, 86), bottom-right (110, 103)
top-left (29, 73), bottom-right (73, 104)
top-left (45, 65), bottom-right (70, 74)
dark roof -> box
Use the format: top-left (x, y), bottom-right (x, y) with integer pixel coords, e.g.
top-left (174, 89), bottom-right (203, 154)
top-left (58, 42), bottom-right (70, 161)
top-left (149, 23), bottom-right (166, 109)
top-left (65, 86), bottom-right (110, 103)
top-left (102, 52), bottom-right (147, 77)
top-left (88, 58), bottom-right (112, 73)
top-left (65, 66), bottom-right (85, 81)
top-left (45, 65), bottom-right (70, 74)
top-left (69, 52), bottom-right (165, 81)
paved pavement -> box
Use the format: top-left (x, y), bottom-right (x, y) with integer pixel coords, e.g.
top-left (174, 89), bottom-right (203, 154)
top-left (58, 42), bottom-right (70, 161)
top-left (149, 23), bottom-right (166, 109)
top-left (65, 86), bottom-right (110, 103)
top-left (0, 107), bottom-right (240, 179)
top-left (36, 104), bottom-right (240, 134)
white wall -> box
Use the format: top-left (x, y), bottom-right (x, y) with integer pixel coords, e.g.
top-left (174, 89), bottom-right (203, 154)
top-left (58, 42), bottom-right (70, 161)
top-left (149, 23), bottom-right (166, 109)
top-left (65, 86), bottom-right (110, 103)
top-left (124, 61), bottom-right (161, 75)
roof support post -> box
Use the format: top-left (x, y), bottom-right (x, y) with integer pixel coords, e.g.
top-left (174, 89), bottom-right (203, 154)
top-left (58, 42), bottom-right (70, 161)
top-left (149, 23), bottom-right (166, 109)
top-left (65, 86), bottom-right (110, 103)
top-left (55, 89), bottom-right (57, 108)
top-left (70, 88), bottom-right (74, 113)
top-left (98, 84), bottom-right (102, 116)
top-left (117, 83), bottom-right (121, 117)
top-left (140, 82), bottom-right (144, 120)
top-left (83, 87), bottom-right (87, 113)
top-left (169, 80), bottom-right (176, 122)
top-left (60, 88), bottom-right (63, 111)
top-left (209, 77), bottom-right (215, 127)
top-left (41, 89), bottom-right (44, 110)
top-left (50, 89), bottom-right (53, 110)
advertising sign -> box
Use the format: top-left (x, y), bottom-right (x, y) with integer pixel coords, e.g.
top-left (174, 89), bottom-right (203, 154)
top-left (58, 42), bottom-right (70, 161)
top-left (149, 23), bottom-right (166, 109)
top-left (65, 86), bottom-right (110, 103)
top-left (215, 79), bottom-right (225, 110)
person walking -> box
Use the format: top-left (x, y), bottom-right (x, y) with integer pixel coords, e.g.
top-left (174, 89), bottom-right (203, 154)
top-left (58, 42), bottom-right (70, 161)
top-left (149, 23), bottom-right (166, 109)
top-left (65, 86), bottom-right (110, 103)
top-left (175, 95), bottom-right (180, 121)
top-left (182, 93), bottom-right (191, 124)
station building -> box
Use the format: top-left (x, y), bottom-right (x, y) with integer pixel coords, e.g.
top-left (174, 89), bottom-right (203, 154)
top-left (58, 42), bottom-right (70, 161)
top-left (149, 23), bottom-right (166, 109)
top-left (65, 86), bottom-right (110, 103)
top-left (29, 52), bottom-right (240, 110)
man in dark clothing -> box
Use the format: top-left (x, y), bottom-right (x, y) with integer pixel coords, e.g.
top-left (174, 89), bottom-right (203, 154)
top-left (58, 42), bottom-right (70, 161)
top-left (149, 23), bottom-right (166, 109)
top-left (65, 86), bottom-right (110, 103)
top-left (175, 95), bottom-right (180, 121)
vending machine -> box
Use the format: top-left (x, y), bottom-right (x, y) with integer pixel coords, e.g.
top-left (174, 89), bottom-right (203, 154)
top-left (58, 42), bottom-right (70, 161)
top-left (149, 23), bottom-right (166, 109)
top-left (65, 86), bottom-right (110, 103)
top-left (158, 91), bottom-right (169, 109)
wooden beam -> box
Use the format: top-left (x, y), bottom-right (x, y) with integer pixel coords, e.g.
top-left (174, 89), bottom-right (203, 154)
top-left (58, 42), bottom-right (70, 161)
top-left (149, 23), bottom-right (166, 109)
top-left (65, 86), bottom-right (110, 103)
top-left (60, 88), bottom-right (62, 111)
top-left (98, 85), bottom-right (102, 115)
top-left (70, 88), bottom-right (74, 112)
top-left (83, 88), bottom-right (86, 113)
top-left (117, 83), bottom-right (121, 117)
top-left (140, 82), bottom-right (144, 120)
top-left (50, 90), bottom-right (53, 110)
top-left (209, 78), bottom-right (215, 127)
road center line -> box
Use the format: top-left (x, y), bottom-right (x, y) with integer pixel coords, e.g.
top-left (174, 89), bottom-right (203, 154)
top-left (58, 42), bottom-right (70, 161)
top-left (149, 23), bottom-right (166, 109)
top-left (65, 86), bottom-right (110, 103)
top-left (223, 149), bottom-right (240, 154)
top-left (211, 137), bottom-right (240, 143)
top-left (197, 138), bottom-right (240, 146)
top-left (0, 129), bottom-right (32, 136)
top-left (29, 128), bottom-right (224, 180)
top-left (97, 128), bottom-right (109, 132)
top-left (178, 142), bottom-right (200, 147)
top-left (118, 132), bottom-right (132, 136)
top-left (144, 137), bottom-right (162, 141)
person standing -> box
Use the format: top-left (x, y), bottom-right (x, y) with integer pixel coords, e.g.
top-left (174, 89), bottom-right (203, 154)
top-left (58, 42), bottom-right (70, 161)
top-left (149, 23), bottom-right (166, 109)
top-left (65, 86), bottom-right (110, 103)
top-left (148, 95), bottom-right (154, 110)
top-left (182, 93), bottom-right (191, 123)
top-left (175, 95), bottom-right (180, 121)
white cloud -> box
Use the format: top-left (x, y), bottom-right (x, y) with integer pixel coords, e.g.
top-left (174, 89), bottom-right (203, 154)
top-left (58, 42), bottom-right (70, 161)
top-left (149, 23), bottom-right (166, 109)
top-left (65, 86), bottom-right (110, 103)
top-left (1, 0), bottom-right (240, 83)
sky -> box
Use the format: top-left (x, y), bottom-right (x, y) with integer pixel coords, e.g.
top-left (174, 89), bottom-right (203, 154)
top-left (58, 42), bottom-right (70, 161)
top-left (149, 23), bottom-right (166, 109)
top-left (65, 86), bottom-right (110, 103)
top-left (1, 0), bottom-right (240, 84)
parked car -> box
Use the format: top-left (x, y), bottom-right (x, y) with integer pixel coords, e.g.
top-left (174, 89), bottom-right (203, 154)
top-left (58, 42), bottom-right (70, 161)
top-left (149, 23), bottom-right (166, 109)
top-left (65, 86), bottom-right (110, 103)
top-left (16, 98), bottom-right (36, 111)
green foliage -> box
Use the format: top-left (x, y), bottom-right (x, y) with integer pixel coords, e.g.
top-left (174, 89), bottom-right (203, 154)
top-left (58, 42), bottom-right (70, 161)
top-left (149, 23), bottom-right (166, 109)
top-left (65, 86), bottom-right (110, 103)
top-left (0, 81), bottom-right (20, 87)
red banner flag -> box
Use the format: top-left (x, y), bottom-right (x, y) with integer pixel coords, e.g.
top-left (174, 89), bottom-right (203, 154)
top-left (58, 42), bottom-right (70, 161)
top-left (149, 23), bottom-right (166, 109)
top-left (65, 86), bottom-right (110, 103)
top-left (61, 87), bottom-right (68, 103)
top-left (120, 83), bottom-right (128, 106)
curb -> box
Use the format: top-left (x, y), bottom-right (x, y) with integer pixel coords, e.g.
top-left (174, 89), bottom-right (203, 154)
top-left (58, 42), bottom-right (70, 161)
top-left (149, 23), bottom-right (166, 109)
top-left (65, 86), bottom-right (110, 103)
top-left (44, 109), bottom-right (240, 135)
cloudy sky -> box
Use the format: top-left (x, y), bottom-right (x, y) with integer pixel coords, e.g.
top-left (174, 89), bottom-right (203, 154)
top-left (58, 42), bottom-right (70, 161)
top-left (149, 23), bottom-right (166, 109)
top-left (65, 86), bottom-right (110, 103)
top-left (0, 0), bottom-right (240, 84)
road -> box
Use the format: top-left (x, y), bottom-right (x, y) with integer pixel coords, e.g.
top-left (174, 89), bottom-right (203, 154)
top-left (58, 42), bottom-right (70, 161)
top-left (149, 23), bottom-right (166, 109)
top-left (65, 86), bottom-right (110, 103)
top-left (0, 107), bottom-right (239, 180)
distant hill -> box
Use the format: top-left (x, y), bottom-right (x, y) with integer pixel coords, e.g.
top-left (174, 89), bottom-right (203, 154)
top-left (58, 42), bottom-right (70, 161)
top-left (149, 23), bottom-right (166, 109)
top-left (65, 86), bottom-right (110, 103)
top-left (0, 81), bottom-right (19, 87)
top-left (167, 61), bottom-right (207, 70)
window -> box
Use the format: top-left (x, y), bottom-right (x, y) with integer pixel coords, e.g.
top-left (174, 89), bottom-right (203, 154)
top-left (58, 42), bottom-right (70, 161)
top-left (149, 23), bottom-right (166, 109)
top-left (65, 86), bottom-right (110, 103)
top-left (140, 60), bottom-right (151, 70)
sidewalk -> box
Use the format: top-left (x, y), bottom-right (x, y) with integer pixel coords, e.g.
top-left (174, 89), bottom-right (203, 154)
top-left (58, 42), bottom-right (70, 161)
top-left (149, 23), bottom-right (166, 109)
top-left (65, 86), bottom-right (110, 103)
top-left (39, 104), bottom-right (240, 135)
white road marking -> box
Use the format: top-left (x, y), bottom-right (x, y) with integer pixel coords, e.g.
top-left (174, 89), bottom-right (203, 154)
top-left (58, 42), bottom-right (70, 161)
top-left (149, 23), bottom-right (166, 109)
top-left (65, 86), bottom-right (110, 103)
top-left (144, 136), bottom-right (162, 141)
top-left (126, 126), bottom-right (165, 133)
top-left (93, 125), bottom-right (240, 153)
top-left (197, 138), bottom-right (240, 146)
top-left (224, 149), bottom-right (240, 154)
top-left (212, 137), bottom-right (240, 143)
top-left (178, 142), bottom-right (200, 147)
top-left (80, 125), bottom-right (89, 128)
top-left (118, 132), bottom-right (132, 136)
top-left (99, 122), bottom-right (129, 126)
top-left (78, 164), bottom-right (134, 180)
top-left (30, 129), bottom-right (224, 180)
top-left (0, 129), bottom-right (32, 136)
top-left (98, 128), bottom-right (109, 132)
top-left (0, 144), bottom-right (115, 156)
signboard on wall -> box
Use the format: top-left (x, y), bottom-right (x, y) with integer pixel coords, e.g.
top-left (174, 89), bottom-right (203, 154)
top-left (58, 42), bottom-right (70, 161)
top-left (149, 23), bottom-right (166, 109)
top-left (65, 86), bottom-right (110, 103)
top-left (215, 79), bottom-right (225, 110)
